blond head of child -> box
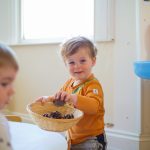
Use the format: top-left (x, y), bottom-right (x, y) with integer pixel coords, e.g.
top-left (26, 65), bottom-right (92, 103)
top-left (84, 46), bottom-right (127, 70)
top-left (60, 36), bottom-right (97, 81)
top-left (60, 36), bottom-right (97, 61)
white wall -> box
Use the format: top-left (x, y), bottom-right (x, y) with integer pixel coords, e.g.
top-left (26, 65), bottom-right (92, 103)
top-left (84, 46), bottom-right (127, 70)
top-left (10, 42), bottom-right (114, 123)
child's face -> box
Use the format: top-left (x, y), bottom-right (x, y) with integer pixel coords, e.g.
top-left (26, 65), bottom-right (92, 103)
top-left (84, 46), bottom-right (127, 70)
top-left (0, 67), bottom-right (17, 109)
top-left (65, 47), bottom-right (96, 81)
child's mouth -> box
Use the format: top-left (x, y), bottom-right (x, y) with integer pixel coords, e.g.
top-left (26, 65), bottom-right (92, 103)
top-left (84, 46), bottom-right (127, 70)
top-left (74, 71), bottom-right (83, 74)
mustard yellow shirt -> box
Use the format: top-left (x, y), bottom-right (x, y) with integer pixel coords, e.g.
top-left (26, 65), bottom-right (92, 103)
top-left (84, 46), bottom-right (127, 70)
top-left (61, 74), bottom-right (105, 144)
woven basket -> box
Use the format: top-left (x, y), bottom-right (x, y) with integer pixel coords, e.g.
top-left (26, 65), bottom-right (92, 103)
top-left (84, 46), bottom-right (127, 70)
top-left (26, 102), bottom-right (83, 132)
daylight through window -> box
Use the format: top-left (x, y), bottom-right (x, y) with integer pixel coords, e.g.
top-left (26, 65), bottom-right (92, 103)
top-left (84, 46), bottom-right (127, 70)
top-left (21, 0), bottom-right (94, 41)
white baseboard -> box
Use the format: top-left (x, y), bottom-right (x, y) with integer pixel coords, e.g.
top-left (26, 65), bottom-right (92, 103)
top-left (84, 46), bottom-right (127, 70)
top-left (106, 128), bottom-right (150, 150)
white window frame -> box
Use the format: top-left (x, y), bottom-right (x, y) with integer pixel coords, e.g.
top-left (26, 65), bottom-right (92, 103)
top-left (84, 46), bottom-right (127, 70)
top-left (0, 0), bottom-right (114, 45)
top-left (94, 0), bottom-right (114, 42)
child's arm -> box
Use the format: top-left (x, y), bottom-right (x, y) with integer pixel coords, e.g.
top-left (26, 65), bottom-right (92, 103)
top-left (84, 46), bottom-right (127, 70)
top-left (35, 91), bottom-right (77, 106)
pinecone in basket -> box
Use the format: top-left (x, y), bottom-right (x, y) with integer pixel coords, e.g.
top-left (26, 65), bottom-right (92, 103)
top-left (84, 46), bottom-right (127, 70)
top-left (43, 111), bottom-right (74, 119)
top-left (63, 114), bottom-right (74, 119)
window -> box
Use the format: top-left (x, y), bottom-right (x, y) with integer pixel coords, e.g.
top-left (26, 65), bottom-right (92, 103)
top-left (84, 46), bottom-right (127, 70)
top-left (21, 0), bottom-right (94, 43)
top-left (0, 0), bottom-right (114, 45)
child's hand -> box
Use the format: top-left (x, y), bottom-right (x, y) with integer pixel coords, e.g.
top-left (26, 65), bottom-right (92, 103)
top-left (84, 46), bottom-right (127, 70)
top-left (54, 91), bottom-right (77, 106)
top-left (35, 96), bottom-right (54, 105)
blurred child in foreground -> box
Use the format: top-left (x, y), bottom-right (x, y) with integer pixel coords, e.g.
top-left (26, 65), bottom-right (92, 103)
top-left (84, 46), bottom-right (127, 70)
top-left (0, 43), bottom-right (19, 150)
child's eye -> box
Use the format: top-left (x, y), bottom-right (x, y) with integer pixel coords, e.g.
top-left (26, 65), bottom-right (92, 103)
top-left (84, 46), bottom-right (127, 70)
top-left (68, 61), bottom-right (75, 65)
top-left (0, 82), bottom-right (10, 87)
top-left (80, 59), bottom-right (86, 63)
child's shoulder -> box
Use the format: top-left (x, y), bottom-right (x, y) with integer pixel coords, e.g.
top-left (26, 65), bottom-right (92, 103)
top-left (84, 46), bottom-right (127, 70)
top-left (86, 75), bottom-right (101, 86)
top-left (86, 78), bottom-right (101, 87)
top-left (85, 76), bottom-right (103, 91)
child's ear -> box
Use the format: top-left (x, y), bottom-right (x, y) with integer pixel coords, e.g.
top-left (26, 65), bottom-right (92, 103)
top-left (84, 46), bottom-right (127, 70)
top-left (92, 57), bottom-right (96, 66)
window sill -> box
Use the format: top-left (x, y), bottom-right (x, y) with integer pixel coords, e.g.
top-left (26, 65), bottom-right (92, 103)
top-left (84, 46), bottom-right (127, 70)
top-left (9, 36), bottom-right (95, 46)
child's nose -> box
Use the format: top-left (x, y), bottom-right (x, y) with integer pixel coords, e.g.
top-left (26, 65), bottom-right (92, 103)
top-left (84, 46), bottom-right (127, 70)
top-left (74, 62), bottom-right (80, 68)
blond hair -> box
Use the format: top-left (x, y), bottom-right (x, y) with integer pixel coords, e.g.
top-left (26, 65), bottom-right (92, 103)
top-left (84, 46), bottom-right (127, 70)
top-left (60, 36), bottom-right (97, 61)
top-left (0, 43), bottom-right (19, 70)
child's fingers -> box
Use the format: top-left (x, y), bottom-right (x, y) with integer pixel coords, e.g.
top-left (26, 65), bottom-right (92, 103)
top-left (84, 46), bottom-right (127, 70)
top-left (55, 91), bottom-right (66, 101)
top-left (35, 96), bottom-right (49, 105)
top-left (54, 91), bottom-right (72, 103)
top-left (64, 94), bottom-right (71, 102)
top-left (60, 93), bottom-right (67, 101)
top-left (54, 92), bottom-right (61, 100)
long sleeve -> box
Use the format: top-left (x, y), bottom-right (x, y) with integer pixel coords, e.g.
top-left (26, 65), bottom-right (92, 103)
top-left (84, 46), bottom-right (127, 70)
top-left (61, 74), bottom-right (105, 144)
